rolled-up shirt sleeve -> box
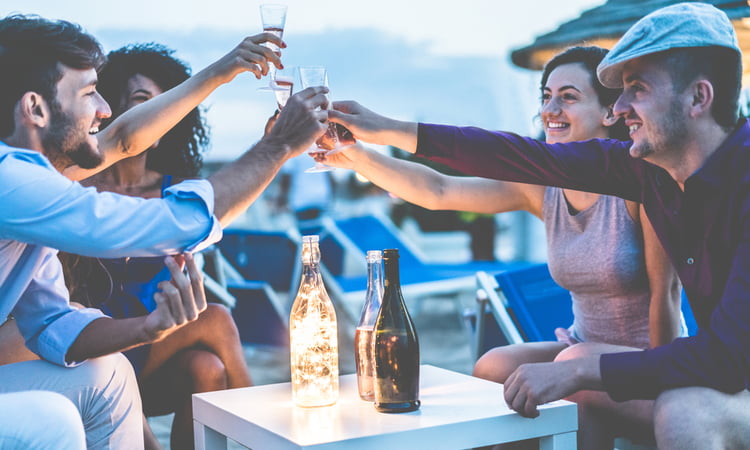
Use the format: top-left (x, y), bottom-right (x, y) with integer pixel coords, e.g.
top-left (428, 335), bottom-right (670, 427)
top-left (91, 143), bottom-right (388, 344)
top-left (11, 248), bottom-right (106, 366)
top-left (0, 148), bottom-right (221, 257)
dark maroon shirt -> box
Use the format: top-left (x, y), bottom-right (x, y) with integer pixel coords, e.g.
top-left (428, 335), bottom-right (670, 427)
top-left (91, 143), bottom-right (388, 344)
top-left (416, 121), bottom-right (750, 400)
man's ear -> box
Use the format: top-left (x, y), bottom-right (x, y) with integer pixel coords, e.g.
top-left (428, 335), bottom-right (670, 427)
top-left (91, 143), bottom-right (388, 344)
top-left (602, 105), bottom-right (618, 127)
top-left (16, 92), bottom-right (50, 128)
top-left (689, 80), bottom-right (714, 118)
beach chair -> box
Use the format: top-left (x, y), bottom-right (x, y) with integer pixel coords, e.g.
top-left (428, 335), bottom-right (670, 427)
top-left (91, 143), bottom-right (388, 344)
top-left (318, 214), bottom-right (523, 319)
top-left (214, 229), bottom-right (302, 346)
top-left (475, 267), bottom-right (659, 450)
top-left (472, 264), bottom-right (573, 360)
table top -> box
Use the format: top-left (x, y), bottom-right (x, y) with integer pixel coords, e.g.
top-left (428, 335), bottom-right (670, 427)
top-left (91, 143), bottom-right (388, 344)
top-left (193, 364), bottom-right (577, 449)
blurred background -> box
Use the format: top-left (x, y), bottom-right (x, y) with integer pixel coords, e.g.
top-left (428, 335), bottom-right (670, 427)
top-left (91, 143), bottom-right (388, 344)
top-left (1, 0), bottom-right (607, 263)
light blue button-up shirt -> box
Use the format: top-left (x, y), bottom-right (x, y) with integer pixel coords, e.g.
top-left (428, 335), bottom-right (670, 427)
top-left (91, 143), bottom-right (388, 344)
top-left (0, 142), bottom-right (222, 366)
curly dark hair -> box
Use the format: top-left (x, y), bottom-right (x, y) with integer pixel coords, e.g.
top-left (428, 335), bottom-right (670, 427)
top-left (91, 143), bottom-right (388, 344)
top-left (97, 43), bottom-right (209, 177)
top-left (0, 14), bottom-right (105, 137)
top-left (540, 46), bottom-right (629, 141)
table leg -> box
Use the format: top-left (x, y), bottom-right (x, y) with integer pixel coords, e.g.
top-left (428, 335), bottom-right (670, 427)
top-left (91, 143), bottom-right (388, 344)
top-left (539, 431), bottom-right (576, 450)
top-left (194, 420), bottom-right (228, 450)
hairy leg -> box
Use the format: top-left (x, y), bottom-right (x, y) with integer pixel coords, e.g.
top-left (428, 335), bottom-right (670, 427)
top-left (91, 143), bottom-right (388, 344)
top-left (473, 341), bottom-right (567, 383)
top-left (140, 303), bottom-right (251, 388)
top-left (654, 387), bottom-right (750, 450)
top-left (555, 343), bottom-right (654, 450)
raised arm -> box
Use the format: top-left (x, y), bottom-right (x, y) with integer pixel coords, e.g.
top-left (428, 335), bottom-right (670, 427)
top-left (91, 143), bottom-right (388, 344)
top-left (324, 143), bottom-right (544, 216)
top-left (208, 86), bottom-right (329, 227)
top-left (639, 204), bottom-right (682, 347)
top-left (64, 33), bottom-right (284, 181)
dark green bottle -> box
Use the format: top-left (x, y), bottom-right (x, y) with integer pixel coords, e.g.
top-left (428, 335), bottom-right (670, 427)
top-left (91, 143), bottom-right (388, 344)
top-left (373, 248), bottom-right (420, 413)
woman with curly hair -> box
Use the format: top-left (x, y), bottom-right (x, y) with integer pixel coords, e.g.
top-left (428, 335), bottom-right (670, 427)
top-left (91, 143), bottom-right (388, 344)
top-left (60, 43), bottom-right (251, 450)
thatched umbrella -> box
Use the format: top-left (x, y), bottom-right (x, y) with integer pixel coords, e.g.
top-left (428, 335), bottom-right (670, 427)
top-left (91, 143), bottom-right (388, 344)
top-left (511, 0), bottom-right (750, 83)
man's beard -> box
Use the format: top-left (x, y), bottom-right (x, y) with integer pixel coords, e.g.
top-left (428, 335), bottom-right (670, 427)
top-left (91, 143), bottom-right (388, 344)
top-left (632, 97), bottom-right (689, 160)
top-left (42, 100), bottom-right (103, 170)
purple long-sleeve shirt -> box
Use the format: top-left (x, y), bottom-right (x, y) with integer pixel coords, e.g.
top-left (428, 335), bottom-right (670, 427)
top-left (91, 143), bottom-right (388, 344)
top-left (416, 121), bottom-right (750, 401)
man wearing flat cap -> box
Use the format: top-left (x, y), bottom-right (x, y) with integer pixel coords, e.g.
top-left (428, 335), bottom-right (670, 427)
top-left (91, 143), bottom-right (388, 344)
top-left (326, 3), bottom-right (750, 449)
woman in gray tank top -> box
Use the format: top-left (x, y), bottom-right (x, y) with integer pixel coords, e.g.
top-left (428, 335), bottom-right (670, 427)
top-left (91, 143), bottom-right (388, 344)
top-left (323, 46), bottom-right (681, 449)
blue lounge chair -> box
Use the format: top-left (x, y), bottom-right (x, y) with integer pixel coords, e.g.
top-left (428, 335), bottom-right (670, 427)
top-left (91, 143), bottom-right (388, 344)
top-left (315, 214), bottom-right (525, 319)
top-left (473, 264), bottom-right (698, 360)
top-left (214, 229), bottom-right (302, 347)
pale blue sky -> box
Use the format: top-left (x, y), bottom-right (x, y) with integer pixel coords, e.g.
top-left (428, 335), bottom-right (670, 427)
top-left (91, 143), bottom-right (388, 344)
top-left (2, 1), bottom-right (603, 160)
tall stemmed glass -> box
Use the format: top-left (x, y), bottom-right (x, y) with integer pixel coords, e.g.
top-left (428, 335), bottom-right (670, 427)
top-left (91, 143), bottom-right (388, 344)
top-left (273, 66), bottom-right (295, 110)
top-left (299, 66), bottom-right (336, 173)
top-left (259, 4), bottom-right (288, 91)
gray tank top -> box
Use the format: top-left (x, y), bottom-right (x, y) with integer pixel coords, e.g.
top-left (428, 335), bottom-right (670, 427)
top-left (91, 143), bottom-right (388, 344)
top-left (543, 187), bottom-right (651, 349)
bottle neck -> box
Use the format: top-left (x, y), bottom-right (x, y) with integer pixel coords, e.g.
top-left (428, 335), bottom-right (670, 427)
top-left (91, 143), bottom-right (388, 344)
top-left (383, 256), bottom-right (400, 291)
top-left (367, 259), bottom-right (383, 291)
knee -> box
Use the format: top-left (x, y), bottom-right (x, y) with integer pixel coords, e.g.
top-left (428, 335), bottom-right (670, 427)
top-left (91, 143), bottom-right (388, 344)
top-left (36, 392), bottom-right (86, 445)
top-left (472, 346), bottom-right (520, 383)
top-left (202, 304), bottom-right (241, 338)
top-left (80, 353), bottom-right (138, 394)
top-left (553, 342), bottom-right (604, 362)
top-left (654, 388), bottom-right (716, 448)
top-left (2, 391), bottom-right (86, 449)
top-left (186, 350), bottom-right (227, 392)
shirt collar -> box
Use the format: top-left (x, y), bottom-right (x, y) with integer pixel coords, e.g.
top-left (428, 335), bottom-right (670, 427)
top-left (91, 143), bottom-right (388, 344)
top-left (688, 118), bottom-right (750, 190)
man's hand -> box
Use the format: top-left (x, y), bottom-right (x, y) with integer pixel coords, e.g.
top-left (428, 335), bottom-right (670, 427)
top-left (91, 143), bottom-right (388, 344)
top-left (263, 86), bottom-right (330, 157)
top-left (503, 356), bottom-right (601, 418)
top-left (141, 252), bottom-right (206, 343)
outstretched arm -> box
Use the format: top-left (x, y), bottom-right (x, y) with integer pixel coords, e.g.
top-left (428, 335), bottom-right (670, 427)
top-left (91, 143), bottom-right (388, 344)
top-left (208, 86), bottom-right (329, 227)
top-left (64, 33), bottom-right (284, 181)
top-left (323, 143), bottom-right (544, 215)
top-left (328, 101), bottom-right (419, 152)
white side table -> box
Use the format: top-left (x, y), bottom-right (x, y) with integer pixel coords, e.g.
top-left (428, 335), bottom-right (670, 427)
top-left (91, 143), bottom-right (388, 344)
top-left (193, 364), bottom-right (577, 449)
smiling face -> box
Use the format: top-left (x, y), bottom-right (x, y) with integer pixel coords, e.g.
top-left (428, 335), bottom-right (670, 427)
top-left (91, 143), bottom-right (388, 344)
top-left (119, 73), bottom-right (164, 149)
top-left (614, 56), bottom-right (690, 163)
top-left (41, 64), bottom-right (111, 170)
top-left (541, 63), bottom-right (611, 144)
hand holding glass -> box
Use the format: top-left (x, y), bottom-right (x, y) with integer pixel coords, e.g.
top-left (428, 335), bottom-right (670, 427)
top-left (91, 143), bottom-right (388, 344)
top-left (259, 4), bottom-right (288, 91)
top-left (298, 66), bottom-right (355, 173)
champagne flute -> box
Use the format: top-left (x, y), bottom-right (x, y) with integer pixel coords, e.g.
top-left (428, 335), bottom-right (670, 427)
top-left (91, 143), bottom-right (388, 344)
top-left (299, 66), bottom-right (335, 173)
top-left (273, 66), bottom-right (295, 110)
top-left (258, 4), bottom-right (288, 92)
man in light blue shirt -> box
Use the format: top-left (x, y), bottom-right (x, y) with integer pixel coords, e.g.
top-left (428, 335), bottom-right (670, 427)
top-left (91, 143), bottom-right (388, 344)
top-left (0, 14), bottom-right (329, 449)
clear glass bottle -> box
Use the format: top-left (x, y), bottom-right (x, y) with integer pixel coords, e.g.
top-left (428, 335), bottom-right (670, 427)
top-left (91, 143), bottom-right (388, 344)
top-left (373, 248), bottom-right (420, 413)
top-left (289, 235), bottom-right (339, 407)
top-left (354, 250), bottom-right (384, 401)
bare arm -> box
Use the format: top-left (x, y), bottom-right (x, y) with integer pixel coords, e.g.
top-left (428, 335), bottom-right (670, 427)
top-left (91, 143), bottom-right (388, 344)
top-left (64, 33), bottom-right (284, 181)
top-left (324, 143), bottom-right (545, 216)
top-left (208, 87), bottom-right (329, 227)
top-left (67, 253), bottom-right (205, 362)
top-left (639, 204), bottom-right (683, 346)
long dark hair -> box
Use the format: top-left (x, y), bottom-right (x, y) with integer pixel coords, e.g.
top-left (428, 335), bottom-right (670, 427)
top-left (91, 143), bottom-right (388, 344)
top-left (540, 46), bottom-right (629, 141)
top-left (97, 43), bottom-right (209, 177)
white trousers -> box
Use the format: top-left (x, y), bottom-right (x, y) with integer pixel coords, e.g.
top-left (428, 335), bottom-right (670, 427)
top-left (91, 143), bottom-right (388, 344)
top-left (0, 353), bottom-right (143, 449)
top-left (0, 390), bottom-right (86, 449)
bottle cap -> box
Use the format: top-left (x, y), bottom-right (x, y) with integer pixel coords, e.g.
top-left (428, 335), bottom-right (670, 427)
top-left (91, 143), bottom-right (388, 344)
top-left (302, 235), bottom-right (319, 243)
top-left (383, 248), bottom-right (399, 258)
top-left (366, 250), bottom-right (382, 262)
